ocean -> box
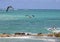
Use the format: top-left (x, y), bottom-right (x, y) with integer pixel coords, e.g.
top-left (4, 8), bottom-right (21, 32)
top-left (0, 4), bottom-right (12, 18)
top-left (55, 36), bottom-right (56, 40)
top-left (0, 9), bottom-right (60, 42)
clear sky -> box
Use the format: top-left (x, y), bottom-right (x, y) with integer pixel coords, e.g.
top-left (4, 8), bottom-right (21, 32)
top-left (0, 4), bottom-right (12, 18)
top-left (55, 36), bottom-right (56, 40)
top-left (0, 0), bottom-right (60, 9)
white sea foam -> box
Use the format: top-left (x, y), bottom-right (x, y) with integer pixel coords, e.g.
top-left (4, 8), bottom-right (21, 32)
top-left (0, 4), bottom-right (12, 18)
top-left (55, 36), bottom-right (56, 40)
top-left (46, 27), bottom-right (60, 33)
top-left (0, 36), bottom-right (60, 42)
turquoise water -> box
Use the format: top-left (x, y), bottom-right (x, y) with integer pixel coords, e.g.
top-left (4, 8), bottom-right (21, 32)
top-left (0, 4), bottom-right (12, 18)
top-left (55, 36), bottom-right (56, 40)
top-left (0, 9), bottom-right (60, 34)
top-left (0, 9), bottom-right (60, 42)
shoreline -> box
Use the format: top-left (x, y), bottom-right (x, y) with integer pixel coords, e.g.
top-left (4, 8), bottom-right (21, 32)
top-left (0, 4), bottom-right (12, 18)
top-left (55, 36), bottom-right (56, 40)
top-left (0, 36), bottom-right (60, 42)
top-left (0, 32), bottom-right (60, 37)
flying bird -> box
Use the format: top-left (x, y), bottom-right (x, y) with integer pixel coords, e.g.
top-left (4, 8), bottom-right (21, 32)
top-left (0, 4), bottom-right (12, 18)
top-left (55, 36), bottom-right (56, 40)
top-left (6, 6), bottom-right (14, 12)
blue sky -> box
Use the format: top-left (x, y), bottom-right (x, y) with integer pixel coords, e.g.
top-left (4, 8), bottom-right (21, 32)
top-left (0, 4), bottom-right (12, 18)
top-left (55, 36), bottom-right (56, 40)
top-left (0, 0), bottom-right (60, 9)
